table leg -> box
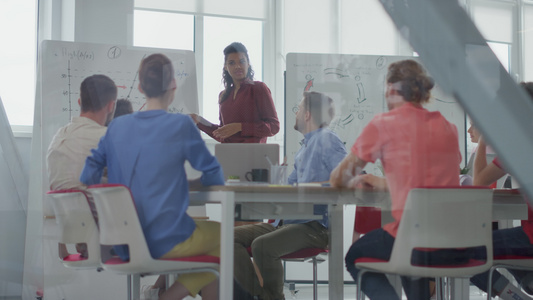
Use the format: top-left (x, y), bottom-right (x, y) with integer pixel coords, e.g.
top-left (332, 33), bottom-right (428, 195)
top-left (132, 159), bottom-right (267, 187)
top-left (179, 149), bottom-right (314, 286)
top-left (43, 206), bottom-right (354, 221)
top-left (450, 277), bottom-right (469, 299)
top-left (220, 191), bottom-right (235, 299)
top-left (329, 204), bottom-right (344, 299)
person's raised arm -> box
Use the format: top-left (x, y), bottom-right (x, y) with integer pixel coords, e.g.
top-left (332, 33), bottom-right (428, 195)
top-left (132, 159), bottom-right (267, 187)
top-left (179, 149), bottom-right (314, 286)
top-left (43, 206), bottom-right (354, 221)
top-left (185, 118), bottom-right (224, 186)
top-left (473, 136), bottom-right (506, 186)
top-left (194, 93), bottom-right (224, 141)
top-left (329, 152), bottom-right (367, 188)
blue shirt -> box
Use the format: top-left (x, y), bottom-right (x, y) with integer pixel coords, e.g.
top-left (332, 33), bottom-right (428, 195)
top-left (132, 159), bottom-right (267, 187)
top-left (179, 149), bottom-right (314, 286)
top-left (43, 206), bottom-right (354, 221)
top-left (284, 128), bottom-right (347, 228)
top-left (80, 110), bottom-right (224, 259)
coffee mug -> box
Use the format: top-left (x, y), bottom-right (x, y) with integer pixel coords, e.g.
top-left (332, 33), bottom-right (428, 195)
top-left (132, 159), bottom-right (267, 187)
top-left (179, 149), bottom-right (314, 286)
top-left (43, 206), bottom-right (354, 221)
top-left (245, 168), bottom-right (269, 182)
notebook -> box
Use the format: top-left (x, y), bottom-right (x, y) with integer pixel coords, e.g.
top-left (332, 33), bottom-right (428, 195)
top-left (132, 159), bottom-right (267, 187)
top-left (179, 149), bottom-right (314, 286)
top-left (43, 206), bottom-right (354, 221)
top-left (214, 143), bottom-right (280, 182)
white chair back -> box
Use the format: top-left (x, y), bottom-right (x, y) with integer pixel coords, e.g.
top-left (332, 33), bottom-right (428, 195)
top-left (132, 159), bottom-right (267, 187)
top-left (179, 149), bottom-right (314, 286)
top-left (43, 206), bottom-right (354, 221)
top-left (88, 184), bottom-right (156, 271)
top-left (47, 189), bottom-right (101, 268)
top-left (388, 187), bottom-right (494, 277)
top-left (89, 184), bottom-right (220, 275)
top-left (89, 184), bottom-right (220, 300)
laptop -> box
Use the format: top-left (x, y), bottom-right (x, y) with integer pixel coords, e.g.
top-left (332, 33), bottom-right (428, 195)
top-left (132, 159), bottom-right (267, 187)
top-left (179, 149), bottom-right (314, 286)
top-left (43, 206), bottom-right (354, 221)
top-left (215, 143), bottom-right (280, 182)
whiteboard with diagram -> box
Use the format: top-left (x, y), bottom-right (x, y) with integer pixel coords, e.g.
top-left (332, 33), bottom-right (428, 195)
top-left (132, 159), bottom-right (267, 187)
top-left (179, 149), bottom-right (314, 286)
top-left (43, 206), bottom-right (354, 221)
top-left (285, 53), bottom-right (466, 175)
top-left (37, 40), bottom-right (199, 213)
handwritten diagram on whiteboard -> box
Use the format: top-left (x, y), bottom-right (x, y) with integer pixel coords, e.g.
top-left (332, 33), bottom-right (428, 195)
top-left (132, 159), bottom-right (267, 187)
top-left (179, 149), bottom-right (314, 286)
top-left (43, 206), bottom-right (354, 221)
top-left (38, 40), bottom-right (199, 208)
top-left (285, 53), bottom-right (466, 175)
top-left (40, 40), bottom-right (198, 128)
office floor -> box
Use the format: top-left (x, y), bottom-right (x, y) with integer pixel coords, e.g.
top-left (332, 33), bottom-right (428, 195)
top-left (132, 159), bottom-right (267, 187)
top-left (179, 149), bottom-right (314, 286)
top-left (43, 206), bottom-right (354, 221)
top-left (180, 284), bottom-right (494, 299)
top-left (275, 284), bottom-right (491, 300)
top-left (0, 286), bottom-right (495, 300)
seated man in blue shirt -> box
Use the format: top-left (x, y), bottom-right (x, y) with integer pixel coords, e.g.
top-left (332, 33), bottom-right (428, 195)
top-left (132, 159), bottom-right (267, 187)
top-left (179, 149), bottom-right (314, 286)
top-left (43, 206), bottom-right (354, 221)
top-left (234, 91), bottom-right (347, 300)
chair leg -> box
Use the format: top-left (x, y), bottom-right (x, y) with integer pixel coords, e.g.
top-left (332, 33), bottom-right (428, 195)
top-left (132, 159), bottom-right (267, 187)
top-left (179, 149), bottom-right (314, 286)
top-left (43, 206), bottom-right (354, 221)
top-left (127, 275), bottom-right (131, 300)
top-left (312, 257), bottom-right (318, 300)
top-left (356, 269), bottom-right (367, 300)
top-left (487, 266), bottom-right (497, 300)
top-left (435, 277), bottom-right (445, 300)
top-left (166, 274), bottom-right (172, 293)
top-left (132, 274), bottom-right (140, 300)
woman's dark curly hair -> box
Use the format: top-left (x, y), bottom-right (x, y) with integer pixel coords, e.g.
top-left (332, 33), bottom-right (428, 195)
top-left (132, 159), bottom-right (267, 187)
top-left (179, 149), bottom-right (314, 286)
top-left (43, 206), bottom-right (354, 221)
top-left (220, 42), bottom-right (255, 103)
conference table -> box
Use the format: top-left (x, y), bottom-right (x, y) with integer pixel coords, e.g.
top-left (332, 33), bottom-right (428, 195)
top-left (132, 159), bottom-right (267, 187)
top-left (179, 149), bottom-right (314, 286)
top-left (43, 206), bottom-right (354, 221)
top-left (189, 185), bottom-right (527, 300)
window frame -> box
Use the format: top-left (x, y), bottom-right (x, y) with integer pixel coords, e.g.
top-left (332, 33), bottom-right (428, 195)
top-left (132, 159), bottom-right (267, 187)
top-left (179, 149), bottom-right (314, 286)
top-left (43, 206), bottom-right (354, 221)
top-left (6, 0), bottom-right (528, 137)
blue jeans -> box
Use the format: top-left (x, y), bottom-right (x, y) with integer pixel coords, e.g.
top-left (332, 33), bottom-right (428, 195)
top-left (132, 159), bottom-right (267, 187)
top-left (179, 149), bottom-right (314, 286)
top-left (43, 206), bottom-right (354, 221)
top-left (345, 228), bottom-right (432, 300)
top-left (470, 226), bottom-right (533, 294)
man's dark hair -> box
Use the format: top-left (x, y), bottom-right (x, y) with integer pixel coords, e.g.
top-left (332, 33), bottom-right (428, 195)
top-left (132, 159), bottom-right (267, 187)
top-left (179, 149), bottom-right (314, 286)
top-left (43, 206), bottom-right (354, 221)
top-left (79, 74), bottom-right (117, 112)
top-left (113, 98), bottom-right (134, 118)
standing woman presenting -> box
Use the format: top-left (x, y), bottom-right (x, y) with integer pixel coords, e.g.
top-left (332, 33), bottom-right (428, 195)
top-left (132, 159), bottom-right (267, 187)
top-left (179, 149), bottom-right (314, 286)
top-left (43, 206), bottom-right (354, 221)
top-left (192, 42), bottom-right (279, 143)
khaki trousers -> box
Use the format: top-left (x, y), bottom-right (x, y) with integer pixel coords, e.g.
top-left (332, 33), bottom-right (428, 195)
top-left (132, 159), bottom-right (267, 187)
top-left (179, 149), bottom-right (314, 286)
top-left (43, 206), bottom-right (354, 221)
top-left (234, 221), bottom-right (328, 300)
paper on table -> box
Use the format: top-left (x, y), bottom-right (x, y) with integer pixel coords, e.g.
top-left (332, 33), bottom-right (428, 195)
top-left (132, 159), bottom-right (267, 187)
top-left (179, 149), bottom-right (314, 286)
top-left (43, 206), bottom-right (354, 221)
top-left (297, 183), bottom-right (323, 187)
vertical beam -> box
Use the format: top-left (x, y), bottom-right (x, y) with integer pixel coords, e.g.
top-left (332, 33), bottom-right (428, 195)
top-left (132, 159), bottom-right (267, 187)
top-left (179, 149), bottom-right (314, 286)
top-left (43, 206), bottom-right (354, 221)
top-left (328, 204), bottom-right (344, 299)
top-left (220, 191), bottom-right (235, 299)
top-left (194, 14), bottom-right (204, 115)
top-left (379, 0), bottom-right (533, 204)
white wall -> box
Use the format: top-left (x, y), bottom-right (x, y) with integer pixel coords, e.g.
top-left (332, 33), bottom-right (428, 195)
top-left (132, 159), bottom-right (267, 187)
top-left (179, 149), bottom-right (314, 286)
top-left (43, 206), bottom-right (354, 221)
top-left (0, 135), bottom-right (30, 298)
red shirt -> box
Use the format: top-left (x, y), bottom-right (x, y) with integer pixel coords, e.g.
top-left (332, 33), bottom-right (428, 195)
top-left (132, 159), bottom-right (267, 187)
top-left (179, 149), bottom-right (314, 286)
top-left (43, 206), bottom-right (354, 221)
top-left (197, 80), bottom-right (279, 143)
top-left (493, 157), bottom-right (533, 243)
top-left (352, 103), bottom-right (461, 237)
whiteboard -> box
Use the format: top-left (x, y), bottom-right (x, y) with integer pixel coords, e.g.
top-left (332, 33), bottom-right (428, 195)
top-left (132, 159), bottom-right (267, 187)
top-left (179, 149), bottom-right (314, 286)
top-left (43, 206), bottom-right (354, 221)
top-left (285, 53), bottom-right (466, 175)
top-left (41, 40), bottom-right (198, 124)
top-left (38, 40), bottom-right (199, 214)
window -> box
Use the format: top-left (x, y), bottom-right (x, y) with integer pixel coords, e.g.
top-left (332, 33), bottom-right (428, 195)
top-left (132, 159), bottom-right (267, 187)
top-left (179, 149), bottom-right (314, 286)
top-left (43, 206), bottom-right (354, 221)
top-left (133, 10), bottom-right (194, 51)
top-left (523, 3), bottom-right (533, 81)
top-left (202, 16), bottom-right (263, 124)
top-left (0, 0), bottom-right (37, 127)
top-left (340, 0), bottom-right (399, 55)
top-left (487, 41), bottom-right (510, 72)
top-left (470, 0), bottom-right (516, 76)
top-left (283, 0), bottom-right (336, 54)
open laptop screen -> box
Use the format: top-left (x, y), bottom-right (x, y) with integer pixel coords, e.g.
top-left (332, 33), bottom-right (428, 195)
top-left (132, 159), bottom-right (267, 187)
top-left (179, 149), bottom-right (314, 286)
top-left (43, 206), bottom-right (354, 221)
top-left (214, 143), bottom-right (280, 182)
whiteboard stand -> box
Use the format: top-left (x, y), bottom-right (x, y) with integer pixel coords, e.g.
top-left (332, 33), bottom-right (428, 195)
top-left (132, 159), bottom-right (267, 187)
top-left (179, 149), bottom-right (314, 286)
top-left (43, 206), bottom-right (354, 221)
top-left (0, 96), bottom-right (29, 211)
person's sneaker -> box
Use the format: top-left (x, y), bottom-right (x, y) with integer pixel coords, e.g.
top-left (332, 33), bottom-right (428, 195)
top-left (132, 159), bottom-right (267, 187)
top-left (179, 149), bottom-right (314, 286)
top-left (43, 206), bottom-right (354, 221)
top-left (233, 279), bottom-right (255, 300)
top-left (141, 285), bottom-right (159, 300)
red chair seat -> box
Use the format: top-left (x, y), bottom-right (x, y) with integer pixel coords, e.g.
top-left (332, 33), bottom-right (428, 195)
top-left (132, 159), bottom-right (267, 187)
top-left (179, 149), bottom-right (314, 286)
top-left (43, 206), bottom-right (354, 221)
top-left (354, 257), bottom-right (486, 268)
top-left (355, 257), bottom-right (387, 264)
top-left (63, 254), bottom-right (88, 262)
top-left (494, 254), bottom-right (533, 260)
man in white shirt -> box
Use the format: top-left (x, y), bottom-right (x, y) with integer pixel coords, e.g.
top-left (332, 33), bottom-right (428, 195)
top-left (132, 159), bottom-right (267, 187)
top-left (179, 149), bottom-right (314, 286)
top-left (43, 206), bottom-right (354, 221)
top-left (47, 74), bottom-right (117, 191)
top-left (47, 74), bottom-right (117, 258)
